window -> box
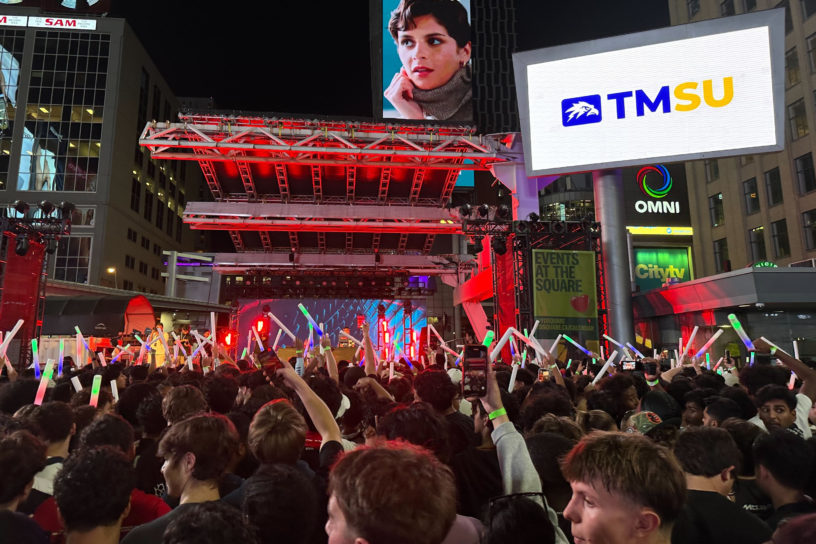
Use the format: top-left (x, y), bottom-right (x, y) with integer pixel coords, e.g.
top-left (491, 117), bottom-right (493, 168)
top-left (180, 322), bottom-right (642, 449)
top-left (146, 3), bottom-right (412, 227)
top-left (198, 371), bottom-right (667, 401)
top-left (150, 267), bottom-right (159, 280)
top-left (151, 85), bottom-right (161, 121)
top-left (771, 219), bottom-right (791, 258)
top-left (788, 98), bottom-right (808, 139)
top-left (54, 235), bottom-right (92, 283)
top-left (125, 255), bottom-right (135, 269)
top-left (138, 68), bottom-right (149, 132)
top-left (808, 34), bottom-right (816, 72)
top-left (709, 193), bottom-right (725, 227)
top-left (786, 48), bottom-right (801, 87)
top-left (804, 209), bottom-right (816, 249)
top-left (67, 207), bottom-right (94, 227)
top-left (122, 279), bottom-right (134, 291)
top-left (144, 191), bottom-right (153, 221)
top-left (721, 0), bottom-right (735, 15)
top-left (765, 167), bottom-right (784, 207)
top-left (141, 236), bottom-right (150, 250)
top-left (744, 0), bottom-right (756, 10)
top-left (130, 178), bottom-right (141, 213)
top-left (134, 144), bottom-right (143, 168)
top-left (166, 208), bottom-right (174, 236)
top-left (804, 0), bottom-right (816, 19)
top-left (705, 159), bottom-right (719, 182)
top-left (795, 152), bottom-right (816, 194)
top-left (0, 29), bottom-right (25, 191)
top-left (688, 0), bottom-right (701, 18)
top-left (743, 178), bottom-right (760, 214)
top-left (147, 161), bottom-right (155, 178)
top-left (138, 261), bottom-right (148, 275)
top-left (714, 238), bottom-right (730, 273)
top-left (127, 228), bottom-right (137, 243)
top-left (155, 200), bottom-right (164, 229)
top-left (749, 226), bottom-right (767, 261)
top-left (176, 217), bottom-right (182, 242)
top-left (778, 0), bottom-right (793, 34)
top-left (153, 243), bottom-right (162, 256)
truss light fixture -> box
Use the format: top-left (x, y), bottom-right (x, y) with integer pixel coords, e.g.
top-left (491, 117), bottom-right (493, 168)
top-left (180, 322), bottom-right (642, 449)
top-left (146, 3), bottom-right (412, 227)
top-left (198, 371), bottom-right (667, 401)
top-left (13, 200), bottom-right (29, 215)
top-left (527, 212), bottom-right (540, 223)
top-left (492, 236), bottom-right (507, 256)
top-left (477, 204), bottom-right (490, 218)
top-left (459, 203), bottom-right (472, 218)
top-left (496, 204), bottom-right (511, 219)
top-left (38, 200), bottom-right (55, 216)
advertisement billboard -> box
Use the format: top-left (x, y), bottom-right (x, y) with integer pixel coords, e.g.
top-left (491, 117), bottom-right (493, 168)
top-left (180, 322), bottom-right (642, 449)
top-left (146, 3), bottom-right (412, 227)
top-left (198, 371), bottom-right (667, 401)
top-left (532, 249), bottom-right (598, 342)
top-left (513, 9), bottom-right (785, 176)
top-left (623, 163), bottom-right (691, 228)
top-left (632, 247), bottom-right (692, 292)
top-left (380, 0), bottom-right (472, 122)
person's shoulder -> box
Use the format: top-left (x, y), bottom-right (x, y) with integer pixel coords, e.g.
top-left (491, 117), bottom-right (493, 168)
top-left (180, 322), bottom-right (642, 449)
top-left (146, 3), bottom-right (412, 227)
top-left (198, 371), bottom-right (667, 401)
top-left (0, 510), bottom-right (49, 544)
top-left (129, 488), bottom-right (172, 517)
top-left (795, 393), bottom-right (813, 411)
top-left (121, 508), bottom-right (177, 544)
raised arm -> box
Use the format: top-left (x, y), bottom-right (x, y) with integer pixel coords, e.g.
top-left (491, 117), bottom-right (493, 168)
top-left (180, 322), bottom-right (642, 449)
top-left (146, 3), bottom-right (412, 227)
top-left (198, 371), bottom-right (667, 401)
top-left (275, 358), bottom-right (342, 447)
top-left (754, 337), bottom-right (816, 402)
top-left (321, 335), bottom-right (339, 384)
top-left (362, 321), bottom-right (378, 376)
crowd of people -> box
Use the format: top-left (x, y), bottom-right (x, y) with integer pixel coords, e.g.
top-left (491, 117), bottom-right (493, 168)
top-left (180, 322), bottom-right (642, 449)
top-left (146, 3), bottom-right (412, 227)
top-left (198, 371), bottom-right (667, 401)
top-left (1, 324), bottom-right (815, 544)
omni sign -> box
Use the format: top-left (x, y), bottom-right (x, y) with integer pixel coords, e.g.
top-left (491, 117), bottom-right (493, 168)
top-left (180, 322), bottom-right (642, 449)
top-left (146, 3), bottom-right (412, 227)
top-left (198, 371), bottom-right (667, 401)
top-left (634, 165), bottom-right (680, 214)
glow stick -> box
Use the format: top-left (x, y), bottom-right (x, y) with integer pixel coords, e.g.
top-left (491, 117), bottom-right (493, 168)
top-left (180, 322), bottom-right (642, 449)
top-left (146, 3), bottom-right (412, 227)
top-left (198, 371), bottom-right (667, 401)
top-left (74, 326), bottom-right (93, 354)
top-left (509, 337), bottom-right (518, 358)
top-left (679, 337), bottom-right (684, 358)
top-left (339, 330), bottom-right (364, 347)
top-left (653, 349), bottom-right (658, 359)
top-left (758, 336), bottom-right (790, 357)
top-left (508, 363), bottom-right (519, 392)
top-left (529, 320), bottom-right (540, 338)
top-left (681, 326), bottom-right (699, 359)
top-left (57, 339), bottom-right (64, 376)
top-left (566, 358), bottom-right (573, 369)
top-left (89, 375), bottom-right (102, 407)
top-left (268, 312), bottom-right (296, 342)
top-left (512, 329), bottom-right (548, 358)
top-left (240, 347), bottom-right (247, 360)
top-left (727, 314), bottom-right (755, 351)
top-left (592, 350), bottom-right (619, 385)
top-left (549, 334), bottom-right (563, 356)
top-left (171, 333), bottom-right (189, 357)
top-left (75, 332), bottom-right (82, 367)
top-left (157, 329), bottom-right (171, 361)
top-left (298, 304), bottom-right (324, 336)
top-left (489, 328), bottom-right (515, 363)
top-left (389, 360), bottom-right (395, 381)
top-left (482, 330), bottom-right (495, 347)
top-left (34, 359), bottom-right (55, 405)
top-left (272, 329), bottom-right (283, 350)
top-left (750, 352), bottom-right (755, 366)
top-left (705, 352), bottom-right (711, 369)
top-left (0, 319), bottom-right (23, 356)
top-left (562, 334), bottom-right (592, 357)
top-left (187, 357), bottom-right (194, 371)
top-left (600, 345), bottom-right (605, 361)
top-left (603, 334), bottom-right (625, 350)
top-left (210, 312), bottom-right (217, 343)
top-left (626, 342), bottom-right (645, 358)
top-left (71, 376), bottom-right (82, 392)
top-left (110, 380), bottom-right (119, 402)
top-left (712, 356), bottom-right (724, 371)
top-left (96, 350), bottom-right (107, 367)
top-left (673, 350), bottom-right (679, 364)
top-left (790, 340), bottom-right (800, 389)
top-left (172, 343), bottom-right (178, 360)
top-left (252, 326), bottom-right (264, 352)
top-left (31, 339), bottom-right (41, 379)
top-left (308, 323), bottom-right (314, 351)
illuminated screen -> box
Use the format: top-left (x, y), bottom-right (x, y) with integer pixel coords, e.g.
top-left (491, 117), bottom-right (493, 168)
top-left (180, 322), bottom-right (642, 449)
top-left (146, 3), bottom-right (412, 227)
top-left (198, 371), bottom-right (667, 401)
top-left (237, 298), bottom-right (426, 351)
top-left (380, 0), bottom-right (472, 122)
top-left (513, 9), bottom-right (785, 176)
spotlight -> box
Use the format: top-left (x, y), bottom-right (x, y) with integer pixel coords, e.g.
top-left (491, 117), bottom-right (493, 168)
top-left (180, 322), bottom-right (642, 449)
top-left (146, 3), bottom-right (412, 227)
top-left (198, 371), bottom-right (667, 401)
top-left (458, 203), bottom-right (473, 218)
top-left (14, 235), bottom-right (30, 256)
top-left (58, 201), bottom-right (75, 218)
top-left (492, 236), bottom-right (507, 255)
top-left (477, 204), bottom-right (490, 218)
top-left (496, 204), bottom-right (511, 219)
top-left (473, 236), bottom-right (484, 254)
top-left (513, 220), bottom-right (530, 234)
top-left (527, 212), bottom-right (540, 222)
top-left (13, 200), bottom-right (29, 215)
top-left (38, 200), bottom-right (55, 216)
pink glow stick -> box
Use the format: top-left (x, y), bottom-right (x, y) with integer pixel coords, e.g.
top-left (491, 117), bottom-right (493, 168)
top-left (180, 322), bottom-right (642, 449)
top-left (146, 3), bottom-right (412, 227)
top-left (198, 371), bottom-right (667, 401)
top-left (34, 359), bottom-right (55, 405)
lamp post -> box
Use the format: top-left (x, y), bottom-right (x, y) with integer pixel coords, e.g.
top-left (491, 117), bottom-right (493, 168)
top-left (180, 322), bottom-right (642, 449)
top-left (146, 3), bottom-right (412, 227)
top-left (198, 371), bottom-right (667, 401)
top-left (106, 267), bottom-right (117, 289)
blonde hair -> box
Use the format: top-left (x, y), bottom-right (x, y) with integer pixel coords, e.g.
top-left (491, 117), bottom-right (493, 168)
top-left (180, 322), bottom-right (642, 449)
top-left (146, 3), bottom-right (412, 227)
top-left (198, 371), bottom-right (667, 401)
top-left (248, 400), bottom-right (307, 465)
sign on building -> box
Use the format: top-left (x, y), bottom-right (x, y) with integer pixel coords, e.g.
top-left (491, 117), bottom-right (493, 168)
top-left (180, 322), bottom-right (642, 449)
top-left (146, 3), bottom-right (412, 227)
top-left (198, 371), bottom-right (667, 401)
top-left (632, 247), bottom-right (692, 292)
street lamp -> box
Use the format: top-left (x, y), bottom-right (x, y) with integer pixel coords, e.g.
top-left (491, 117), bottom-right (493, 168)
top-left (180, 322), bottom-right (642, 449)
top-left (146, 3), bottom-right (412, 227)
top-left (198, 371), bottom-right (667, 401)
top-left (106, 267), bottom-right (117, 289)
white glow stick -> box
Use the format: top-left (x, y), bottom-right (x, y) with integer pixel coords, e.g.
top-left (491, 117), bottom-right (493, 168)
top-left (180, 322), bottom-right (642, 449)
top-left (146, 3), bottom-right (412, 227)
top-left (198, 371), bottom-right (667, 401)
top-left (600, 345), bottom-right (605, 361)
top-left (508, 363), bottom-right (519, 393)
top-left (790, 340), bottom-right (801, 389)
top-left (626, 342), bottom-right (646, 358)
top-left (252, 326), bottom-right (264, 352)
top-left (97, 351), bottom-right (107, 367)
top-left (339, 330), bottom-right (364, 347)
top-left (679, 337), bottom-right (684, 357)
top-left (268, 312), bottom-right (296, 342)
top-left (490, 328), bottom-right (515, 363)
top-left (673, 349), bottom-right (679, 364)
top-left (157, 329), bottom-right (171, 361)
top-left (727, 314), bottom-right (755, 351)
top-left (273, 329), bottom-right (283, 350)
top-left (549, 334), bottom-right (563, 356)
top-left (188, 357), bottom-right (194, 371)
top-left (759, 336), bottom-right (790, 356)
top-left (389, 360), bottom-right (395, 381)
top-left (71, 376), bottom-right (82, 392)
top-left (653, 349), bottom-right (658, 359)
top-left (592, 350), bottom-right (619, 385)
top-left (210, 312), bottom-right (217, 342)
top-left (110, 379), bottom-right (119, 402)
top-left (681, 326), bottom-right (699, 359)
top-left (528, 320), bottom-right (540, 339)
top-left (694, 329), bottom-right (725, 359)
top-left (173, 344), bottom-right (179, 360)
top-left (171, 333), bottom-right (189, 357)
top-left (0, 319), bottom-right (23, 356)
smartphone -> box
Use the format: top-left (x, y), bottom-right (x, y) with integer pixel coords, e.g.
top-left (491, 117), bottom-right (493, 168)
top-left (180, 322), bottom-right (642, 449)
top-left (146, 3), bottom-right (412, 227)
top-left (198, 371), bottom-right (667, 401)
top-left (622, 360), bottom-right (637, 371)
top-left (537, 368), bottom-right (550, 382)
top-left (462, 344), bottom-right (488, 397)
top-left (644, 362), bottom-right (658, 375)
top-left (295, 356), bottom-right (305, 376)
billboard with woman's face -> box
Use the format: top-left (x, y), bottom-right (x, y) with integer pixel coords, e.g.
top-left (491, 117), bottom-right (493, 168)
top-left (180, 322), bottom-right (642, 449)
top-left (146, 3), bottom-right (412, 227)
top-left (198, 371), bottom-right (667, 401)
top-left (381, 0), bottom-right (472, 123)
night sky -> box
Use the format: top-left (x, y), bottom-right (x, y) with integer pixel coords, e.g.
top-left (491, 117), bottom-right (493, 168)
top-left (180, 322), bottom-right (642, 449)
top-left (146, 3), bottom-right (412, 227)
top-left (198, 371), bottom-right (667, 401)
top-left (110, 0), bottom-right (670, 116)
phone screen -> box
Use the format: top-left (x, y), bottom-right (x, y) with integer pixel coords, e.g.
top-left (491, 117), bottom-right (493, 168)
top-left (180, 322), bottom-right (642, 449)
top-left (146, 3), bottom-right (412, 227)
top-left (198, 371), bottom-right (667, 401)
top-left (462, 344), bottom-right (488, 397)
top-left (295, 357), bottom-right (305, 376)
top-left (537, 368), bottom-right (550, 382)
top-left (622, 361), bottom-right (636, 371)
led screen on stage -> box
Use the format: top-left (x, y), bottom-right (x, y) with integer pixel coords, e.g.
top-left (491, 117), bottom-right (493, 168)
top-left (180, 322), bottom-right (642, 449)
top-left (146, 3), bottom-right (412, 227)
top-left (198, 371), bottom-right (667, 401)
top-left (380, 0), bottom-right (472, 122)
top-left (237, 298), bottom-right (426, 352)
top-left (513, 9), bottom-right (785, 177)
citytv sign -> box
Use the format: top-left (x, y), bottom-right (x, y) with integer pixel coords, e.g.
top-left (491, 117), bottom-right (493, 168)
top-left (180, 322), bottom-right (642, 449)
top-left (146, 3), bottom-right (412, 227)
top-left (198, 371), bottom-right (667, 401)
top-left (634, 165), bottom-right (679, 215)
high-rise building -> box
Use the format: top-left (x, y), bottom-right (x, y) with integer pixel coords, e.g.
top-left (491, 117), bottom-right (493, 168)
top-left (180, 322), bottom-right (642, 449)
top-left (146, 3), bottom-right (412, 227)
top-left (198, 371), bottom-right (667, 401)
top-left (669, 0), bottom-right (816, 273)
top-left (0, 7), bottom-right (204, 294)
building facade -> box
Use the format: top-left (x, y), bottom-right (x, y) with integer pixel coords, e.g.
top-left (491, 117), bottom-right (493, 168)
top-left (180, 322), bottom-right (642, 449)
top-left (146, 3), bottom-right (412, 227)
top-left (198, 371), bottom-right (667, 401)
top-left (0, 8), bottom-right (204, 294)
top-left (669, 0), bottom-right (816, 274)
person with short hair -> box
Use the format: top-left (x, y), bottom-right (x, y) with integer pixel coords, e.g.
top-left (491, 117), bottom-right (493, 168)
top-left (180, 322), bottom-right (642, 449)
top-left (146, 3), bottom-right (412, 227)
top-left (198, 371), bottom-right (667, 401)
top-left (671, 426), bottom-right (771, 544)
top-left (702, 397), bottom-right (742, 427)
top-left (414, 368), bottom-right (478, 454)
top-left (0, 430), bottom-right (48, 544)
top-left (53, 446), bottom-right (135, 544)
top-left (326, 441), bottom-right (457, 544)
top-left (753, 429), bottom-right (816, 530)
top-left (162, 501), bottom-right (258, 544)
top-left (754, 384), bottom-right (804, 436)
top-left (161, 385), bottom-right (208, 425)
top-left (561, 431), bottom-right (686, 544)
top-left (719, 418), bottom-right (773, 520)
top-left (121, 413), bottom-right (239, 544)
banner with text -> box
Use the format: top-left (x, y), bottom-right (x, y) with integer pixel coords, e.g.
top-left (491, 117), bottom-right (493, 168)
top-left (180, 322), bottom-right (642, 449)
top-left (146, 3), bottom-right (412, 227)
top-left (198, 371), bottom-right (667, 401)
top-left (633, 247), bottom-right (692, 292)
top-left (532, 249), bottom-right (598, 343)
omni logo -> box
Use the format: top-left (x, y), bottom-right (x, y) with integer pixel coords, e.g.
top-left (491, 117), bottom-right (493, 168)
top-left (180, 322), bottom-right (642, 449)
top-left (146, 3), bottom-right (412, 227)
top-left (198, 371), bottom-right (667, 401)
top-left (635, 165), bottom-right (679, 214)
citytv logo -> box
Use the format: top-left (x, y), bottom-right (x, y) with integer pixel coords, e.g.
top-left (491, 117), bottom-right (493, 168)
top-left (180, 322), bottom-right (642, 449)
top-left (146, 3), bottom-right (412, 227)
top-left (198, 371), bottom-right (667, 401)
top-left (561, 77), bottom-right (733, 128)
top-left (635, 165), bottom-right (679, 214)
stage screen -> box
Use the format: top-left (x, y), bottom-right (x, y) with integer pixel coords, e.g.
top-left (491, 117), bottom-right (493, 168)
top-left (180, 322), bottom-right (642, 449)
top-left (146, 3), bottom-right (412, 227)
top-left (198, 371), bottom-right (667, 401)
top-left (237, 298), bottom-right (426, 352)
top-left (379, 0), bottom-right (472, 122)
top-left (513, 9), bottom-right (785, 176)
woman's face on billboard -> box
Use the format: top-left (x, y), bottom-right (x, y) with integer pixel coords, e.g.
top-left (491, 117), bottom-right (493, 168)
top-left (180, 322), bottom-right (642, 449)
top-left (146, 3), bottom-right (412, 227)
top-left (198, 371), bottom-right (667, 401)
top-left (396, 14), bottom-right (471, 91)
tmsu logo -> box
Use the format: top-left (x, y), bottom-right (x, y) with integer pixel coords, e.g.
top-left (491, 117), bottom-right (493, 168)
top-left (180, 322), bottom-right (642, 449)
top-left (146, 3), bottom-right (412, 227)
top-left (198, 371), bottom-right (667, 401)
top-left (561, 77), bottom-right (733, 127)
top-left (635, 165), bottom-right (680, 214)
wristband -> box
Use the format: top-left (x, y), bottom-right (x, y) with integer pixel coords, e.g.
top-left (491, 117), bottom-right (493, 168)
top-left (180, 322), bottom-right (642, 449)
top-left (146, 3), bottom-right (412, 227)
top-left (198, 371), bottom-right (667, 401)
top-left (549, 364), bottom-right (559, 370)
top-left (488, 407), bottom-right (507, 420)
top-left (646, 378), bottom-right (659, 387)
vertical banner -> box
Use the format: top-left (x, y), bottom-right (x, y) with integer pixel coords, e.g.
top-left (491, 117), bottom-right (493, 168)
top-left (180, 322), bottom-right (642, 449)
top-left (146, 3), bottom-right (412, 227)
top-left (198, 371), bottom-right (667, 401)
top-left (533, 250), bottom-right (598, 344)
top-left (381, 0), bottom-right (472, 122)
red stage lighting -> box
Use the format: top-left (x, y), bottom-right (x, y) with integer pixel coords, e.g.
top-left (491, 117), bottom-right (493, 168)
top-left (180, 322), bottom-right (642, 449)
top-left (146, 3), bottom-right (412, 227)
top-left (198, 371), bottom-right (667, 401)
top-left (222, 329), bottom-right (238, 349)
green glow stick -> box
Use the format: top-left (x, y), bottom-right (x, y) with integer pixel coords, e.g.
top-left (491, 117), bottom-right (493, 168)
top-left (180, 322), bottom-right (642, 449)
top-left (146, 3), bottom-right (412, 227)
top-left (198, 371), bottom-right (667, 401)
top-left (562, 334), bottom-right (592, 356)
top-left (482, 330), bottom-right (495, 347)
top-left (89, 375), bottom-right (102, 407)
top-left (566, 358), bottom-right (573, 369)
top-left (727, 313), bottom-right (755, 351)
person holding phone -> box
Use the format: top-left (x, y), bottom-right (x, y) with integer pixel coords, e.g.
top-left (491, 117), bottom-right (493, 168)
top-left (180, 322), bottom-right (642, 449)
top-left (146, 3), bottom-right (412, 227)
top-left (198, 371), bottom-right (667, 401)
top-left (384, 0), bottom-right (472, 121)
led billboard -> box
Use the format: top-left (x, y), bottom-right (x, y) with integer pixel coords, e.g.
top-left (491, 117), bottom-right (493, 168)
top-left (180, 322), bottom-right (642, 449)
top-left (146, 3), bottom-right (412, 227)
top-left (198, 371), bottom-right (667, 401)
top-left (513, 9), bottom-right (785, 176)
top-left (632, 247), bottom-right (692, 292)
